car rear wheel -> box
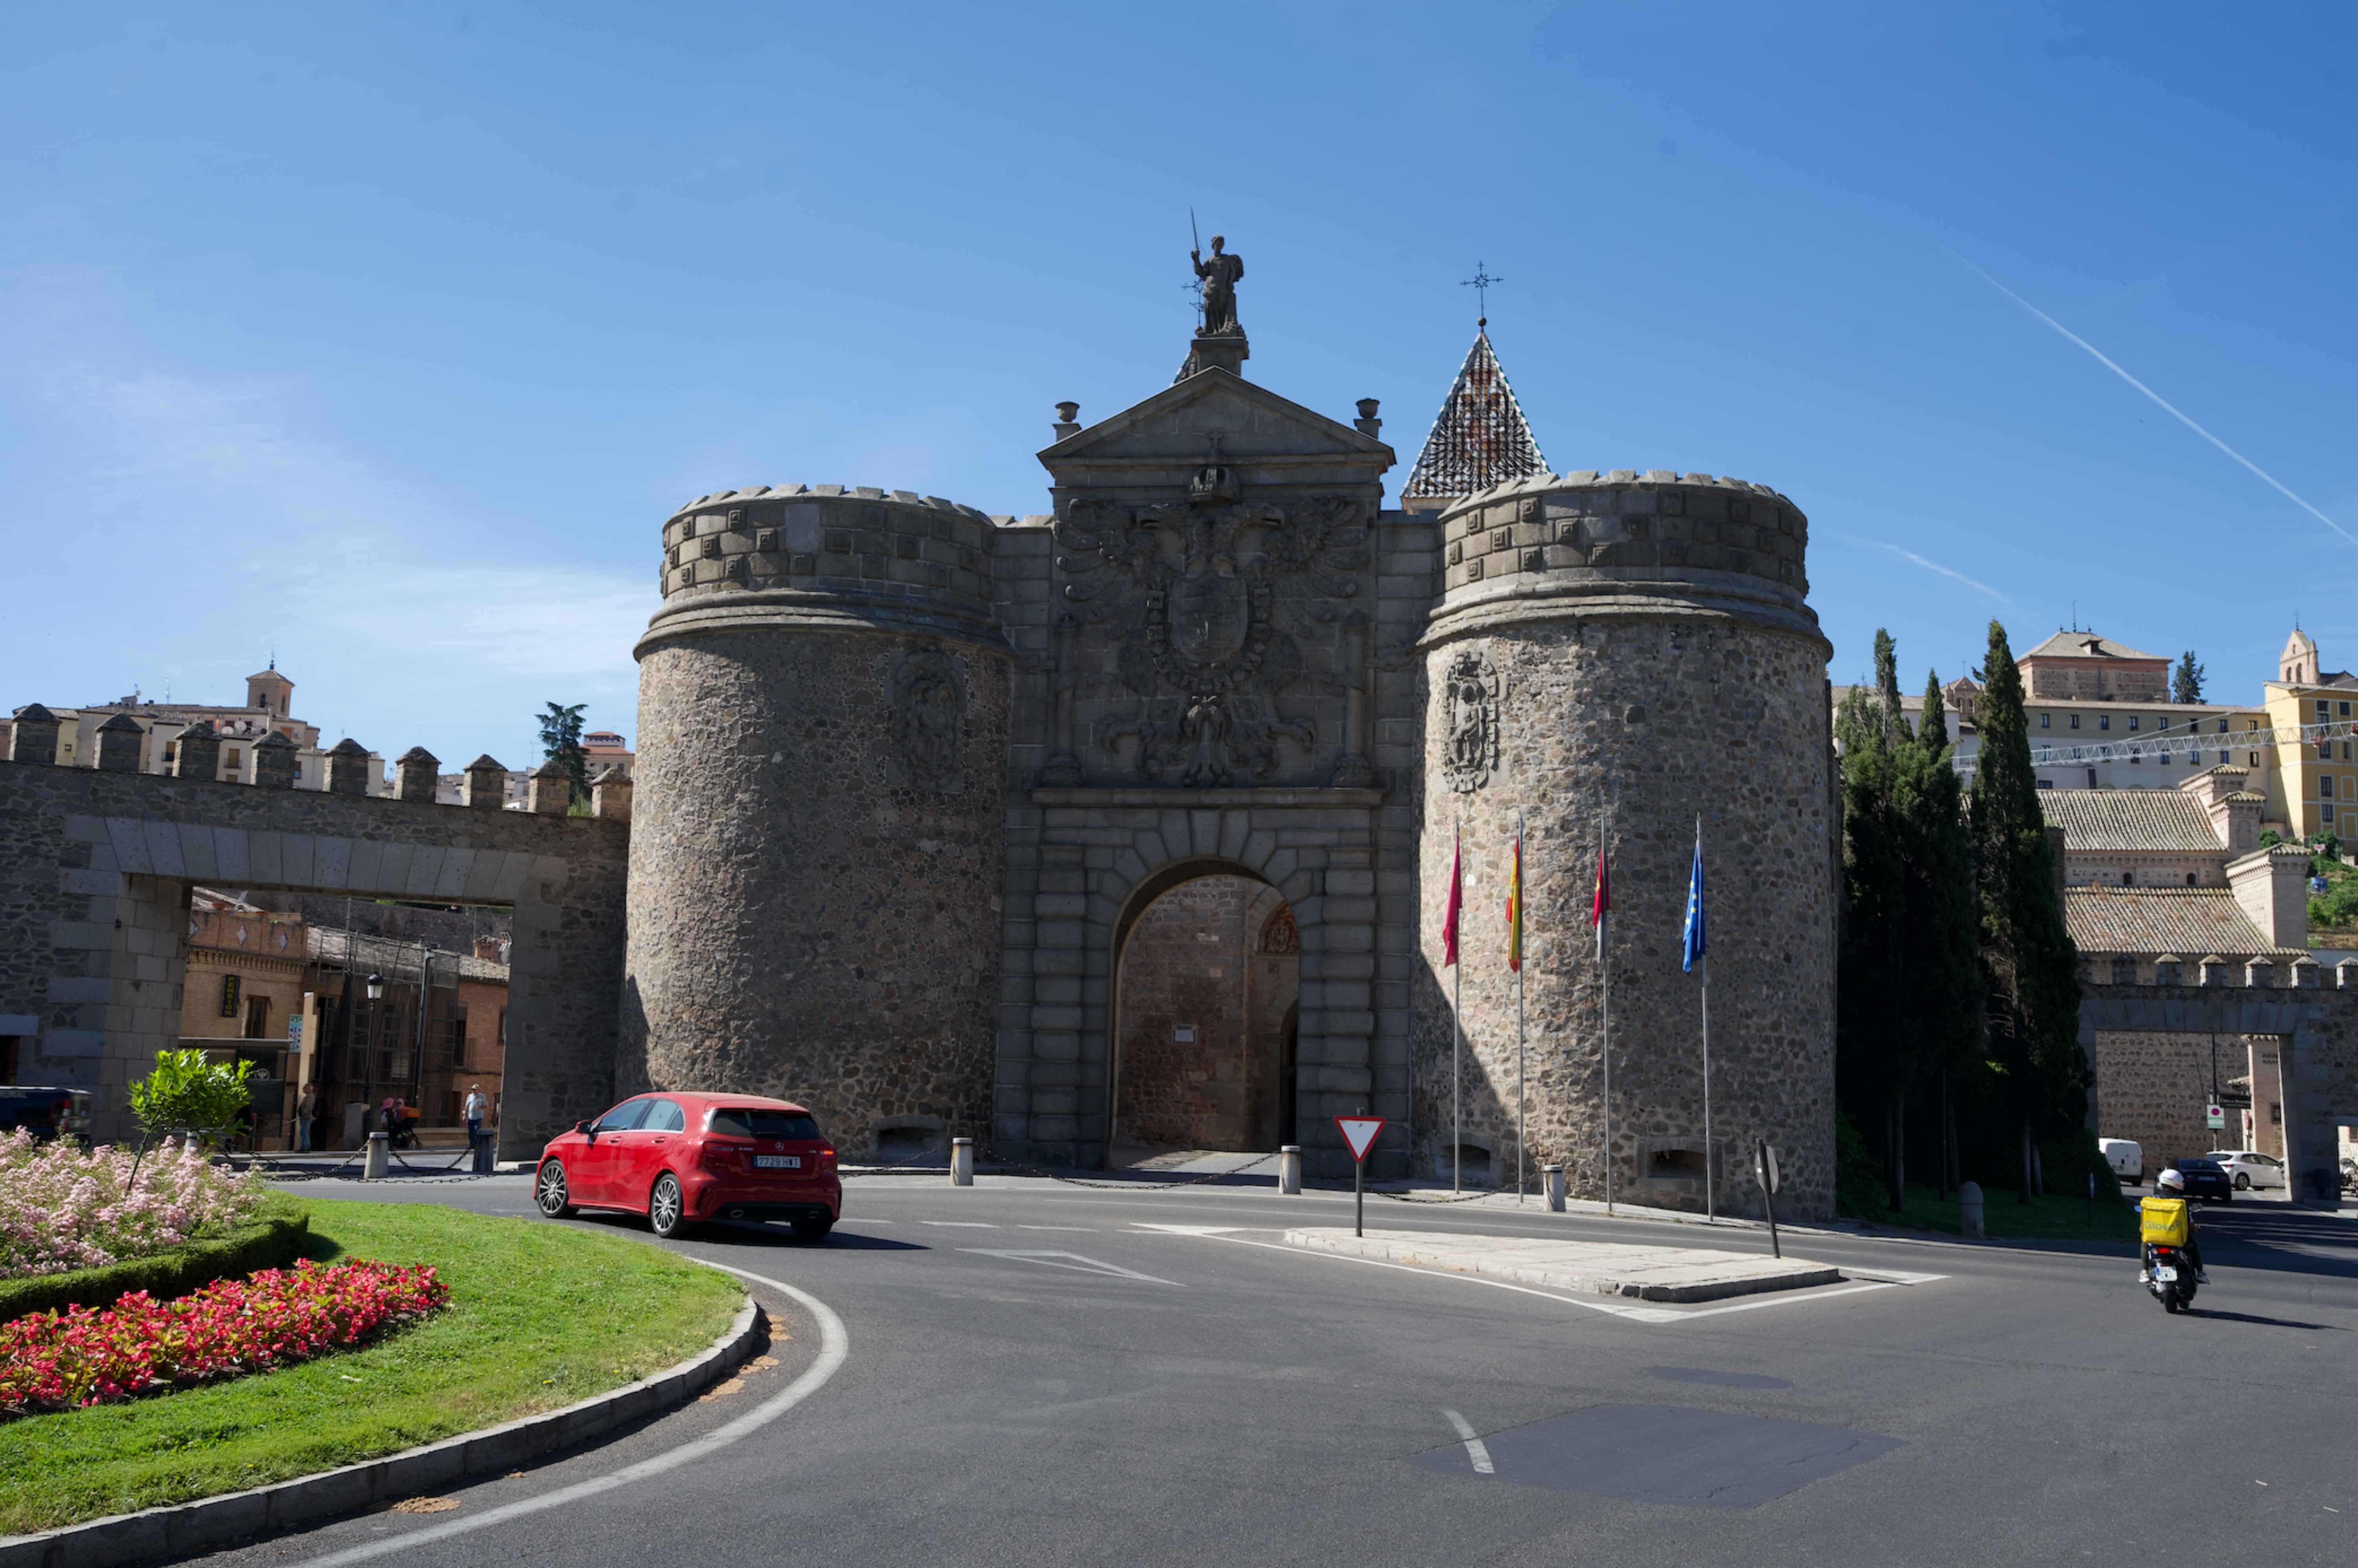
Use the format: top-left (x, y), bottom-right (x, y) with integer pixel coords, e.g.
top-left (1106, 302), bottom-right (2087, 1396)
top-left (790, 1214), bottom-right (834, 1242)
top-left (2233, 1172), bottom-right (2250, 1190)
top-left (649, 1173), bottom-right (691, 1239)
top-left (536, 1159), bottom-right (576, 1218)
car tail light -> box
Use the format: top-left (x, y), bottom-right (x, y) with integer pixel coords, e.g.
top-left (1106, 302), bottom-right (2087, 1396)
top-left (819, 1144), bottom-right (838, 1166)
top-left (698, 1144), bottom-right (741, 1175)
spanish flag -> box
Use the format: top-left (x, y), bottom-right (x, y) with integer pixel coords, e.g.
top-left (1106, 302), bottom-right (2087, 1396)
top-left (1504, 828), bottom-right (1523, 973)
top-left (1442, 828), bottom-right (1462, 968)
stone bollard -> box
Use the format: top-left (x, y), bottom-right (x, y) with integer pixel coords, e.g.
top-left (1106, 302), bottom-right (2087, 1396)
top-left (364, 1131), bottom-right (390, 1180)
top-left (1958, 1180), bottom-right (1985, 1240)
top-left (472, 1130), bottom-right (494, 1175)
top-left (591, 767), bottom-right (633, 821)
top-left (950, 1136), bottom-right (974, 1186)
top-left (1544, 1163), bottom-right (1566, 1212)
top-left (1278, 1145), bottom-right (1302, 1194)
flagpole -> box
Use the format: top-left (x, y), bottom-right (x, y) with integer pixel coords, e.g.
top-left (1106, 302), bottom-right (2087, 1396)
top-left (1515, 811), bottom-right (1526, 1204)
top-left (1698, 814), bottom-right (1714, 1223)
top-left (1452, 815), bottom-right (1462, 1195)
top-left (1601, 813), bottom-right (1612, 1217)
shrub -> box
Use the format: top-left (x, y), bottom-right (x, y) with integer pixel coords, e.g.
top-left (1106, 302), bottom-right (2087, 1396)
top-left (0, 1131), bottom-right (262, 1280)
top-left (1834, 1111), bottom-right (1886, 1218)
top-left (128, 1050), bottom-right (256, 1155)
top-left (0, 1258), bottom-right (447, 1417)
top-left (0, 1203), bottom-right (308, 1323)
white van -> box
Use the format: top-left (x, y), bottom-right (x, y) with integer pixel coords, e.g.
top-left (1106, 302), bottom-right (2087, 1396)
top-left (2099, 1138), bottom-right (2143, 1184)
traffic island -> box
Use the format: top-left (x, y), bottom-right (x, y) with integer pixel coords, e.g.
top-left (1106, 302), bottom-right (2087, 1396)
top-left (0, 1199), bottom-right (749, 1548)
top-left (1283, 1228), bottom-right (1842, 1303)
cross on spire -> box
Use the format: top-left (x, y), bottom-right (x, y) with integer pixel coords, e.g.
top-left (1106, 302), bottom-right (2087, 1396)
top-left (1460, 261), bottom-right (1502, 327)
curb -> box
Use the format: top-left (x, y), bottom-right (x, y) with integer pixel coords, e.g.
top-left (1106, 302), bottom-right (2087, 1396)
top-left (1282, 1229), bottom-right (1843, 1303)
top-left (1, 1295), bottom-right (762, 1568)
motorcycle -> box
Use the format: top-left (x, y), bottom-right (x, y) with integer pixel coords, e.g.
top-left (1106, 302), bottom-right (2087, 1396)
top-left (2142, 1243), bottom-right (2198, 1313)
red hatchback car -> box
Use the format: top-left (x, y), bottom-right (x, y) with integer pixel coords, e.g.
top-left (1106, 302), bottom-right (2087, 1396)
top-left (534, 1092), bottom-right (841, 1241)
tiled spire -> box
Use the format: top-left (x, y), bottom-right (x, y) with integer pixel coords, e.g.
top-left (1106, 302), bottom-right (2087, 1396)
top-left (1402, 328), bottom-right (1549, 501)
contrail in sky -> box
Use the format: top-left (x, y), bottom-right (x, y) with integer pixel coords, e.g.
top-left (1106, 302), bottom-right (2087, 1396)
top-left (1950, 250), bottom-right (2356, 549)
top-left (1843, 534), bottom-right (2018, 608)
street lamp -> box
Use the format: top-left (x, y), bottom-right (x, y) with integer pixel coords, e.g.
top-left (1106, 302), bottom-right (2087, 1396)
top-left (365, 973), bottom-right (384, 1002)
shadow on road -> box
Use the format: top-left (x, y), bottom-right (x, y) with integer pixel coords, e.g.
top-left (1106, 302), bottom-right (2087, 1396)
top-left (2180, 1307), bottom-right (2345, 1331)
top-left (2194, 1203), bottom-right (2358, 1282)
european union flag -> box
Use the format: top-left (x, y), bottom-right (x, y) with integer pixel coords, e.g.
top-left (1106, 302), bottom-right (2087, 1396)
top-left (1682, 822), bottom-right (1706, 973)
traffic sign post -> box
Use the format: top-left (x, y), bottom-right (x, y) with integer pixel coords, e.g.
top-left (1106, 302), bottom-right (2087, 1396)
top-left (1754, 1140), bottom-right (1782, 1259)
top-left (2205, 1104), bottom-right (2226, 1131)
top-left (1336, 1114), bottom-right (1386, 1238)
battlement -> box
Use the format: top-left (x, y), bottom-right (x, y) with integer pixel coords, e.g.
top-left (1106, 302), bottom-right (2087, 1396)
top-left (645, 483), bottom-right (1010, 656)
top-left (1426, 468), bottom-right (1819, 646)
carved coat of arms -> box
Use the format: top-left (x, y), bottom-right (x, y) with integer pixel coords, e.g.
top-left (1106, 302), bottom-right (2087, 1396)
top-left (891, 646), bottom-right (966, 793)
top-left (1054, 470), bottom-right (1368, 786)
top-left (1440, 649), bottom-right (1500, 793)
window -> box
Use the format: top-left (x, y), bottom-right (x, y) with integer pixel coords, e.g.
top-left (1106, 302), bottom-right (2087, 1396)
top-left (2327, 803), bottom-right (2338, 823)
top-left (2344, 701), bottom-right (2353, 718)
top-left (2128, 716), bottom-right (2140, 731)
top-left (2220, 750), bottom-right (2231, 764)
top-left (707, 1107), bottom-right (823, 1140)
top-left (446, 1006), bottom-right (468, 1066)
top-left (2185, 873), bottom-right (2197, 886)
top-left (2218, 720), bottom-right (2230, 733)
top-left (2040, 713), bottom-right (2050, 729)
top-left (2325, 777), bottom-right (2336, 799)
top-left (2319, 701), bottom-right (2331, 719)
top-left (2070, 714), bottom-right (2082, 729)
top-left (2099, 715), bottom-right (2111, 731)
top-left (642, 1098), bottom-right (687, 1133)
top-left (593, 1098), bottom-right (652, 1133)
top-left (243, 995), bottom-right (270, 1039)
top-left (2121, 872), bottom-right (2134, 886)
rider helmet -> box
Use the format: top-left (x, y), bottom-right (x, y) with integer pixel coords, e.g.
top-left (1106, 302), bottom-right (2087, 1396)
top-left (2156, 1168), bottom-right (2186, 1192)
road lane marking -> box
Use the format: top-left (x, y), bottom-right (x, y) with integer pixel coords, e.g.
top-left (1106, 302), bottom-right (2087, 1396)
top-left (1146, 1230), bottom-right (1930, 1321)
top-left (1018, 1224), bottom-right (1098, 1232)
top-left (278, 1263), bottom-right (849, 1568)
top-left (920, 1220), bottom-right (998, 1228)
top-left (1441, 1408), bottom-right (1495, 1474)
top-left (960, 1249), bottom-right (1185, 1286)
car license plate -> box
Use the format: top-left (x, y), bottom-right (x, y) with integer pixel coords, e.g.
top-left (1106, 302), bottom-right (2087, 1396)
top-left (2153, 1266), bottom-right (2178, 1282)
top-left (753, 1155), bottom-right (801, 1169)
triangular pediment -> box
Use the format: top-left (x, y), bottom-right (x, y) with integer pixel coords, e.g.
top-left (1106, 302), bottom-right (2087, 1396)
top-left (1041, 368), bottom-right (1393, 484)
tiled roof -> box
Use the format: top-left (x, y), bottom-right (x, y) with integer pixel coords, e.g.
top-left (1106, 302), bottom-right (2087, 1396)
top-left (2064, 887), bottom-right (2302, 959)
top-left (2020, 630), bottom-right (2165, 662)
top-left (1402, 330), bottom-right (1548, 499)
top-left (2041, 790), bottom-right (2222, 854)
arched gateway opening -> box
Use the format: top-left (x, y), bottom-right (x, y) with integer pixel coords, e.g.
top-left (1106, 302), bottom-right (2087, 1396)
top-left (1107, 861), bottom-right (1300, 1166)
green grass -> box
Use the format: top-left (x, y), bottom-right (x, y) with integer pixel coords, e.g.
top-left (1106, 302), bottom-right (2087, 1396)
top-left (1852, 1182), bottom-right (2141, 1243)
top-left (0, 1199), bottom-right (745, 1535)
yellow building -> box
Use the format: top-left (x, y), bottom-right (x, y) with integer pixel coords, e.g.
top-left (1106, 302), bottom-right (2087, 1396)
top-left (2261, 627), bottom-right (2358, 841)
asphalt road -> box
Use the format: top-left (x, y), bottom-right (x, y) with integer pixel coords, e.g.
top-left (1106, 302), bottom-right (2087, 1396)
top-left (183, 1172), bottom-right (2356, 1568)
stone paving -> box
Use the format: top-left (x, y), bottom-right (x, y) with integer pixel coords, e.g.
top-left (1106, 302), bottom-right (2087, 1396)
top-left (1282, 1225), bottom-right (1841, 1302)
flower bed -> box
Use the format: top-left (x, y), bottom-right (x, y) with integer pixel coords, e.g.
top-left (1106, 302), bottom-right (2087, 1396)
top-left (0, 1259), bottom-right (447, 1417)
top-left (0, 1131), bottom-right (262, 1279)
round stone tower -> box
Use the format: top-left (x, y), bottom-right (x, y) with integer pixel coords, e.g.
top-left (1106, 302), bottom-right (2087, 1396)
top-left (625, 484), bottom-right (1011, 1160)
top-left (1415, 469), bottom-right (1835, 1218)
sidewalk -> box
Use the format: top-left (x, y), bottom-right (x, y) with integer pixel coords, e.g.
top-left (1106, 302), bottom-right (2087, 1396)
top-left (1283, 1227), bottom-right (1843, 1303)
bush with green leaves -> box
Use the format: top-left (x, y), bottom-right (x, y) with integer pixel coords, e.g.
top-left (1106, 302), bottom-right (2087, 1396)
top-left (127, 1051), bottom-right (257, 1153)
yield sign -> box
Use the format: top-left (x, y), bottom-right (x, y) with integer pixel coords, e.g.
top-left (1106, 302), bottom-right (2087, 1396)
top-left (1335, 1116), bottom-right (1386, 1163)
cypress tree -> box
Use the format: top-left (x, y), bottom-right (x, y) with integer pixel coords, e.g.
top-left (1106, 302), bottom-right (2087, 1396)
top-left (1968, 621), bottom-right (2084, 1200)
top-left (1897, 669), bottom-right (1980, 1199)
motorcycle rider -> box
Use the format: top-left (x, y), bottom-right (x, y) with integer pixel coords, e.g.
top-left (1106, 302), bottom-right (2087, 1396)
top-left (2146, 1167), bottom-right (2209, 1284)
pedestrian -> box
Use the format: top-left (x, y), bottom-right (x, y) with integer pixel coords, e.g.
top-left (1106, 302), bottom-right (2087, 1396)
top-left (464, 1083), bottom-right (488, 1142)
top-left (296, 1082), bottom-right (316, 1153)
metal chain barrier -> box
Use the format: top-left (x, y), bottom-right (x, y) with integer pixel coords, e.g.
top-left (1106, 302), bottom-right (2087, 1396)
top-left (1374, 1185), bottom-right (1504, 1204)
top-left (976, 1146), bottom-right (1278, 1191)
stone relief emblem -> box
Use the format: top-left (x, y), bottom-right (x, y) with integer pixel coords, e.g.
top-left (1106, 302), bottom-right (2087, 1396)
top-left (1053, 468), bottom-right (1369, 786)
top-left (890, 646), bottom-right (966, 793)
top-left (1441, 649), bottom-right (1501, 793)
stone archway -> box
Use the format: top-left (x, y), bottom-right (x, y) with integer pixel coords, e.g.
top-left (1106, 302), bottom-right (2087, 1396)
top-left (1107, 866), bottom-right (1298, 1162)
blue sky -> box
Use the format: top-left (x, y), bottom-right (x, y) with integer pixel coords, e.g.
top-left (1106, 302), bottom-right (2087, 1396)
top-left (4, 2), bottom-right (2352, 765)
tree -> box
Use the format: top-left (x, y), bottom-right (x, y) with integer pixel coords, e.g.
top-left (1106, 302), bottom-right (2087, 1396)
top-left (1968, 620), bottom-right (2085, 1200)
top-left (1835, 636), bottom-right (1981, 1212)
top-left (2173, 651), bottom-right (2206, 705)
top-left (128, 1048), bottom-right (257, 1174)
top-left (538, 701), bottom-right (590, 808)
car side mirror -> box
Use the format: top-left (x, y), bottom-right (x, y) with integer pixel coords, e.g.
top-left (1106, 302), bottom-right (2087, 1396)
top-left (575, 1120), bottom-right (594, 1141)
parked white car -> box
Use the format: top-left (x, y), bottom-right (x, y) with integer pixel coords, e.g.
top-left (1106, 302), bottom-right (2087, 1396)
top-left (2204, 1149), bottom-right (2287, 1190)
top-left (2099, 1138), bottom-right (2143, 1184)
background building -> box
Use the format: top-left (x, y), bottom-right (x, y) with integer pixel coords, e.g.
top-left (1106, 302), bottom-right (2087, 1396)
top-left (2, 666), bottom-right (379, 794)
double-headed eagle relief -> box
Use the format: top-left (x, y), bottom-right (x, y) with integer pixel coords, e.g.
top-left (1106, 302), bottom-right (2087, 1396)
top-left (1054, 440), bottom-right (1370, 786)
